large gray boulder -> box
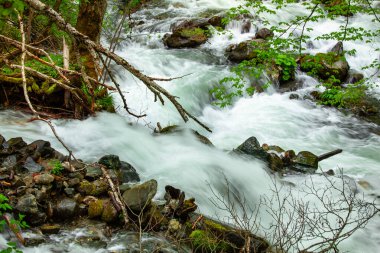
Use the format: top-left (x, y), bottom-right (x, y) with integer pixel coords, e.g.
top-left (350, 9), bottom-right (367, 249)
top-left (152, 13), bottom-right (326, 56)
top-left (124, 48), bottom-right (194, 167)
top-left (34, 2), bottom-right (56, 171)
top-left (122, 179), bottom-right (157, 211)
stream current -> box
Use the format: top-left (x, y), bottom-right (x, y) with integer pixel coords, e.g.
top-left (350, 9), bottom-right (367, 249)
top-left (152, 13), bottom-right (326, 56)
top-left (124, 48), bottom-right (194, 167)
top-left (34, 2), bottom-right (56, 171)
top-left (1, 0), bottom-right (380, 252)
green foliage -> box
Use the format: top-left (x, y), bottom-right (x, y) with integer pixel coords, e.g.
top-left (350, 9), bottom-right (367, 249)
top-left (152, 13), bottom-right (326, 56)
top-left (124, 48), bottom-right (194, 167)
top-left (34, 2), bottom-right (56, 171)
top-left (25, 54), bottom-right (63, 79)
top-left (0, 194), bottom-right (27, 253)
top-left (49, 159), bottom-right (64, 175)
top-left (0, 0), bottom-right (25, 17)
top-left (211, 45), bottom-right (296, 107)
top-left (0, 242), bottom-right (23, 253)
top-left (81, 84), bottom-right (114, 110)
top-left (319, 78), bottom-right (367, 107)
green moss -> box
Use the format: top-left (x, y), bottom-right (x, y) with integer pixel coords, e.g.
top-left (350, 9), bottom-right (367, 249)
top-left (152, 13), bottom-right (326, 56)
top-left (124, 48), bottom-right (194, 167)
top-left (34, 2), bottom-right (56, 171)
top-left (180, 28), bottom-right (207, 38)
top-left (204, 219), bottom-right (227, 232)
top-left (190, 230), bottom-right (231, 252)
top-left (88, 199), bottom-right (104, 218)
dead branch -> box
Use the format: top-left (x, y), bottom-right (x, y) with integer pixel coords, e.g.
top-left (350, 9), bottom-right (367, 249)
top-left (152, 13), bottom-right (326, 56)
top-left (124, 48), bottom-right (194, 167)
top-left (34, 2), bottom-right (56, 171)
top-left (99, 164), bottom-right (129, 226)
top-left (24, 0), bottom-right (212, 132)
top-left (97, 52), bottom-right (146, 118)
top-left (2, 214), bottom-right (25, 246)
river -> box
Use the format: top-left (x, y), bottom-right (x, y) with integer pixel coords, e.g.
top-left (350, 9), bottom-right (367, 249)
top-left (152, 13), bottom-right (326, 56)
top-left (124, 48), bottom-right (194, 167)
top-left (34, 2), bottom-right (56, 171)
top-left (1, 0), bottom-right (379, 252)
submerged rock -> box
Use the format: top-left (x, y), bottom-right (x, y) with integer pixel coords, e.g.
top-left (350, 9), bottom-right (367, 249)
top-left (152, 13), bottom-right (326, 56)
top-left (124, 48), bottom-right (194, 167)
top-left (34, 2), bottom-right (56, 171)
top-left (122, 179), bottom-right (157, 211)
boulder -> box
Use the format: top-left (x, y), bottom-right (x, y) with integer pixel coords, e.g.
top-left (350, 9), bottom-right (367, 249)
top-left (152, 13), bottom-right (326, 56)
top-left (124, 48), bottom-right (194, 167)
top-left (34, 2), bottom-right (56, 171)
top-left (77, 179), bottom-right (109, 196)
top-left (235, 136), bottom-right (269, 161)
top-left (329, 41), bottom-right (344, 55)
top-left (6, 137), bottom-right (27, 151)
top-left (226, 39), bottom-right (266, 62)
top-left (54, 198), bottom-right (78, 220)
top-left (255, 28), bottom-right (273, 40)
top-left (28, 140), bottom-right (55, 160)
top-left (98, 155), bottom-right (122, 170)
top-left (300, 52), bottom-right (349, 83)
top-left (268, 153), bottom-right (284, 172)
top-left (101, 200), bottom-right (118, 222)
top-left (85, 165), bottom-right (103, 180)
top-left (120, 161), bottom-right (140, 182)
top-left (293, 151), bottom-right (319, 172)
top-left (88, 199), bottom-right (104, 218)
top-left (163, 28), bottom-right (208, 48)
top-left (122, 179), bottom-right (157, 211)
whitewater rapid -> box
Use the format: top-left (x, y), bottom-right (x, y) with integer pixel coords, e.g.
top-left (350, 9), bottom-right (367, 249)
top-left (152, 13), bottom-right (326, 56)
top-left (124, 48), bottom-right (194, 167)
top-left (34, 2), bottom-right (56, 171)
top-left (1, 0), bottom-right (380, 252)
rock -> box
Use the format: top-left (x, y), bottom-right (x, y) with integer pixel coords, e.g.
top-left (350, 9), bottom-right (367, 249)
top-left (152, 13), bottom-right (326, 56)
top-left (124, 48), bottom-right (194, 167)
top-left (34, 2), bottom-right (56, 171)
top-left (98, 155), bottom-right (122, 170)
top-left (64, 187), bottom-right (75, 196)
top-left (0, 134), bottom-right (5, 148)
top-left (101, 200), bottom-right (118, 222)
top-left (293, 151), bottom-right (319, 172)
top-left (16, 194), bottom-right (38, 214)
top-left (85, 165), bottom-right (103, 180)
top-left (120, 161), bottom-right (140, 183)
top-left (67, 177), bottom-right (81, 187)
top-left (28, 140), bottom-right (54, 159)
top-left (34, 173), bottom-right (55, 185)
top-left (300, 52), bottom-right (350, 83)
top-left (35, 188), bottom-right (48, 202)
top-left (347, 69), bottom-right (364, 84)
top-left (88, 199), bottom-right (104, 218)
top-left (40, 224), bottom-right (61, 234)
top-left (23, 232), bottom-right (46, 247)
top-left (208, 15), bottom-right (224, 28)
top-left (235, 136), bottom-right (269, 161)
top-left (163, 28), bottom-right (208, 48)
top-left (6, 137), bottom-right (27, 151)
top-left (226, 39), bottom-right (266, 62)
top-left (54, 198), bottom-right (78, 220)
top-left (329, 41), bottom-right (344, 55)
top-left (1, 155), bottom-right (18, 168)
top-left (193, 131), bottom-right (213, 146)
top-left (77, 179), bottom-right (109, 196)
top-left (289, 93), bottom-right (300, 100)
top-left (23, 157), bottom-right (43, 173)
top-left (122, 179), bottom-right (157, 211)
top-left (357, 180), bottom-right (373, 190)
top-left (268, 153), bottom-right (284, 172)
top-left (255, 28), bottom-right (273, 39)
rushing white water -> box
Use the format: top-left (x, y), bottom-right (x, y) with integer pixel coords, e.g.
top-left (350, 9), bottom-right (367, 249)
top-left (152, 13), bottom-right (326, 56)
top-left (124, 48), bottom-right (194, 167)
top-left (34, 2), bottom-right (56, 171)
top-left (1, 0), bottom-right (380, 252)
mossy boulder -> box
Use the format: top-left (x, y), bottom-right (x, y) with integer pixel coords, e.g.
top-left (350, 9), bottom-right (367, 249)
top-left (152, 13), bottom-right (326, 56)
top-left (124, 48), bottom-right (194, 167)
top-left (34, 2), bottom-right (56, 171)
top-left (300, 52), bottom-right (349, 83)
top-left (77, 179), bottom-right (109, 196)
top-left (88, 199), bottom-right (104, 218)
top-left (293, 151), bottom-right (319, 173)
top-left (163, 27), bottom-right (208, 48)
top-left (226, 39), bottom-right (266, 62)
top-left (101, 200), bottom-right (118, 222)
top-left (190, 217), bottom-right (270, 253)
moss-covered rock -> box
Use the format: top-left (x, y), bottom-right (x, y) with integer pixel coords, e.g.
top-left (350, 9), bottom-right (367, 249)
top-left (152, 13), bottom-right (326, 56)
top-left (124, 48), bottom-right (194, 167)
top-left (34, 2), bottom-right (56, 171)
top-left (77, 179), bottom-right (109, 196)
top-left (101, 200), bottom-right (118, 222)
top-left (226, 39), bottom-right (266, 62)
top-left (88, 199), bottom-right (104, 218)
top-left (300, 52), bottom-right (349, 83)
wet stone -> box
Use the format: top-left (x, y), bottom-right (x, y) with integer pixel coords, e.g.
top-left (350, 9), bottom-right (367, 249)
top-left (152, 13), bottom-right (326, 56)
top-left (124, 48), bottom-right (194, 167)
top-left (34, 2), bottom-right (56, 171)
top-left (16, 194), bottom-right (38, 214)
top-left (64, 187), bottom-right (76, 196)
top-left (6, 137), bottom-right (27, 150)
top-left (2, 155), bottom-right (18, 168)
top-left (55, 198), bottom-right (78, 220)
top-left (23, 157), bottom-right (43, 173)
top-left (120, 161), bottom-right (140, 183)
top-left (122, 179), bottom-right (158, 211)
top-left (98, 155), bottom-right (122, 170)
top-left (85, 165), bottom-right (103, 180)
top-left (40, 224), bottom-right (61, 234)
top-left (34, 173), bottom-right (55, 185)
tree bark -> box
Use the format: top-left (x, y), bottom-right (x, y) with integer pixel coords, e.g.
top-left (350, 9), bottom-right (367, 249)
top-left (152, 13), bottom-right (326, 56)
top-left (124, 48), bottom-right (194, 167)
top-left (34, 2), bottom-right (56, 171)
top-left (75, 0), bottom-right (107, 80)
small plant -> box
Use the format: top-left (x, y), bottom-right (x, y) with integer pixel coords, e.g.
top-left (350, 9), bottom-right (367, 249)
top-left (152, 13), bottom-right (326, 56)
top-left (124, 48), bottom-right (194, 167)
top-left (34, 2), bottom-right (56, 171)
top-left (50, 160), bottom-right (64, 175)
